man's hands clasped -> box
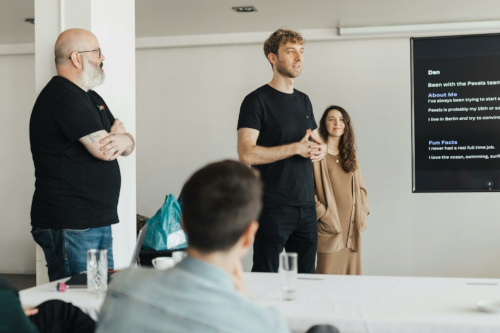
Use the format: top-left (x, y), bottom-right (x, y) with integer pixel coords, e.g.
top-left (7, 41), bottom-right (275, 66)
top-left (297, 129), bottom-right (327, 162)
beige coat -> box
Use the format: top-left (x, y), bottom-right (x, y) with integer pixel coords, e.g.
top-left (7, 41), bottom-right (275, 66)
top-left (313, 158), bottom-right (370, 253)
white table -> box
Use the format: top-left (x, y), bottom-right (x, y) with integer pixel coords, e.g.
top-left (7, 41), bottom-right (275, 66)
top-left (19, 277), bottom-right (105, 321)
top-left (245, 273), bottom-right (500, 333)
top-left (20, 273), bottom-right (500, 333)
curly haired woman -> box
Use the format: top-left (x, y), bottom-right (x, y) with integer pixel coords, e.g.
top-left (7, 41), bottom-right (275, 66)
top-left (314, 106), bottom-right (370, 275)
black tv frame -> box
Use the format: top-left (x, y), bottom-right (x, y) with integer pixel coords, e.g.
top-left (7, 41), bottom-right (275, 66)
top-left (411, 33), bottom-right (500, 193)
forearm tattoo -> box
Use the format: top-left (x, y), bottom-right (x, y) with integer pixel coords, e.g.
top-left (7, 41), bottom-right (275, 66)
top-left (86, 132), bottom-right (101, 143)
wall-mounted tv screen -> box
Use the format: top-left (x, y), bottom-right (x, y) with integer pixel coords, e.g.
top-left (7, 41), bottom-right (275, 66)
top-left (412, 34), bottom-right (500, 192)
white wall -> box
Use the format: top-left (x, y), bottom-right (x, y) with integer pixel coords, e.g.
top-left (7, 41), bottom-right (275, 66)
top-left (136, 38), bottom-right (500, 278)
top-left (136, 44), bottom-right (268, 214)
top-left (0, 54), bottom-right (36, 274)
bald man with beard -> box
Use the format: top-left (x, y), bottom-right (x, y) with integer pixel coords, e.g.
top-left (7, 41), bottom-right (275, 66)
top-left (29, 29), bottom-right (135, 281)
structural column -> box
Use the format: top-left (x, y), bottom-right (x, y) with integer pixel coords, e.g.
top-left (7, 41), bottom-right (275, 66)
top-left (34, 0), bottom-right (137, 285)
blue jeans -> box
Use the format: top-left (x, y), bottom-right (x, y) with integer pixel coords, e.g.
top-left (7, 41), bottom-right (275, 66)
top-left (31, 226), bottom-right (114, 282)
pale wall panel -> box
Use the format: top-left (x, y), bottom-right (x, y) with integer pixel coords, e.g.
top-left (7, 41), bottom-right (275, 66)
top-left (0, 54), bottom-right (36, 274)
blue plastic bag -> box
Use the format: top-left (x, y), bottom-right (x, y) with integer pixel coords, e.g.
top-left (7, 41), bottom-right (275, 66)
top-left (142, 194), bottom-right (188, 251)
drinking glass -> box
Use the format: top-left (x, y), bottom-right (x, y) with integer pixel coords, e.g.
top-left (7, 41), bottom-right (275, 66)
top-left (279, 252), bottom-right (298, 301)
top-left (87, 249), bottom-right (108, 295)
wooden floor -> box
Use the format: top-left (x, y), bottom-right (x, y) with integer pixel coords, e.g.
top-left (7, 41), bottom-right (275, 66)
top-left (2, 274), bottom-right (36, 291)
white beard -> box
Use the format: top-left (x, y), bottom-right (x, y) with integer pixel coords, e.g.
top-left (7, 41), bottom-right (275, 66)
top-left (80, 56), bottom-right (105, 90)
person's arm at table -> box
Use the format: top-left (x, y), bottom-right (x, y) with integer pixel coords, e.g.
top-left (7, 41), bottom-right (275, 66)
top-left (0, 290), bottom-right (39, 333)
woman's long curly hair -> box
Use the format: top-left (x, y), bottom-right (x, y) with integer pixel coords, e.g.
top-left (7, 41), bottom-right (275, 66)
top-left (318, 105), bottom-right (357, 173)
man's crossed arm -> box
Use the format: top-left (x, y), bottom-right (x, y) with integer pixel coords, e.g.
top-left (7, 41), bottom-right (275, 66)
top-left (79, 119), bottom-right (135, 161)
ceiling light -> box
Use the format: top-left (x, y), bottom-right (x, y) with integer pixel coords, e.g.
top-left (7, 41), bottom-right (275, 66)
top-left (232, 6), bottom-right (257, 13)
top-left (25, 18), bottom-right (35, 24)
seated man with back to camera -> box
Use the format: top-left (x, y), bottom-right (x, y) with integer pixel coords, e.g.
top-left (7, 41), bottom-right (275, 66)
top-left (97, 160), bottom-right (290, 333)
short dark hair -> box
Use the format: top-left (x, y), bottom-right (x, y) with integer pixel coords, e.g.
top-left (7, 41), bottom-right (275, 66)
top-left (182, 160), bottom-right (263, 253)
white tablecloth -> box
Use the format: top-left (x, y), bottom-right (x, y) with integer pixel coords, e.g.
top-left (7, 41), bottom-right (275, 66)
top-left (245, 273), bottom-right (500, 333)
top-left (19, 277), bottom-right (105, 321)
top-left (20, 273), bottom-right (500, 332)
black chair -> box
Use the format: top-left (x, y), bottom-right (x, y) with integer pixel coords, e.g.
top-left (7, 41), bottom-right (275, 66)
top-left (306, 325), bottom-right (340, 333)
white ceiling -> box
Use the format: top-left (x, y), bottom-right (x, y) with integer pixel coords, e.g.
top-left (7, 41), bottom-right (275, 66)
top-left (2, 0), bottom-right (500, 45)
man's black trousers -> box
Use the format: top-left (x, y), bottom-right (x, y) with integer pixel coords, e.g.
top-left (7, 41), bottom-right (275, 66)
top-left (252, 205), bottom-right (317, 273)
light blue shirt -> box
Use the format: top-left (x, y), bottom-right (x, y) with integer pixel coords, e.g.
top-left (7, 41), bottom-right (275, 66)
top-left (97, 257), bottom-right (290, 333)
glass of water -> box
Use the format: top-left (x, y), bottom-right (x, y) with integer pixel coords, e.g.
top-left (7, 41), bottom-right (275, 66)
top-left (87, 249), bottom-right (108, 295)
top-left (279, 252), bottom-right (298, 301)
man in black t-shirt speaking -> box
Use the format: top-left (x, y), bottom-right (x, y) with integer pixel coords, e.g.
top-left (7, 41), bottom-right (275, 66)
top-left (237, 29), bottom-right (327, 273)
top-left (29, 29), bottom-right (135, 281)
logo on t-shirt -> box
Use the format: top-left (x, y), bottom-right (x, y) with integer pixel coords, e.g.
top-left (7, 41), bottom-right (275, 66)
top-left (97, 105), bottom-right (105, 111)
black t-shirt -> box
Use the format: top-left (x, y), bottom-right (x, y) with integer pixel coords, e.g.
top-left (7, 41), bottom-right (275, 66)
top-left (238, 84), bottom-right (317, 206)
top-left (29, 76), bottom-right (121, 229)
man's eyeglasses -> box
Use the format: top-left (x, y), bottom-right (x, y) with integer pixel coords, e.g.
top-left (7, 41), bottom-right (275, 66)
top-left (68, 48), bottom-right (101, 59)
